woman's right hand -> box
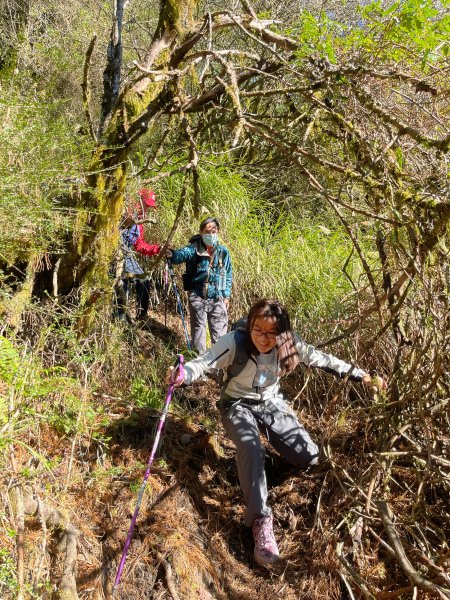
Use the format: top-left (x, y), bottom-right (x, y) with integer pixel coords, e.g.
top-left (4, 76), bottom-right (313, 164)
top-left (362, 373), bottom-right (387, 392)
top-left (166, 366), bottom-right (184, 387)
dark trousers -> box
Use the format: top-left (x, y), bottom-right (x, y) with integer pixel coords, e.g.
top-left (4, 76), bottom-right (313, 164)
top-left (116, 277), bottom-right (150, 320)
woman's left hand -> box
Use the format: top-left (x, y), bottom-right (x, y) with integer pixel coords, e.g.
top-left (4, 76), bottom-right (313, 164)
top-left (362, 373), bottom-right (387, 392)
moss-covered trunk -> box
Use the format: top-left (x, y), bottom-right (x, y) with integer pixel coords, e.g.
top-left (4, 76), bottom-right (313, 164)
top-left (33, 0), bottom-right (200, 331)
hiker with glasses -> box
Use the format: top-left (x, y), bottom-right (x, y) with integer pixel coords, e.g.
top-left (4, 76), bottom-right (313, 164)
top-left (168, 299), bottom-right (387, 566)
top-left (166, 217), bottom-right (232, 354)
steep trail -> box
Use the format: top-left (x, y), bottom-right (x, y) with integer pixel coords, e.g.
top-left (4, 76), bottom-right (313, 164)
top-left (68, 307), bottom-right (345, 599)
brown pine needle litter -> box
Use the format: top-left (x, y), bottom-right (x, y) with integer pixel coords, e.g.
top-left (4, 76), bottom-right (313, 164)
top-left (2, 307), bottom-right (448, 599)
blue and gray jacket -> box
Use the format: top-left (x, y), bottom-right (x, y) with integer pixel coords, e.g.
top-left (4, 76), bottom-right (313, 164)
top-left (170, 235), bottom-right (232, 300)
top-left (121, 225), bottom-right (144, 275)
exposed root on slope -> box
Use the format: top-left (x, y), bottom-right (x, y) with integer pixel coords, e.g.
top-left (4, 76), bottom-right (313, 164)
top-left (7, 487), bottom-right (79, 599)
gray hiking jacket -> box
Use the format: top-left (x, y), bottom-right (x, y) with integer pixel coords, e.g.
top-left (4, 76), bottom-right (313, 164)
top-left (183, 331), bottom-right (367, 403)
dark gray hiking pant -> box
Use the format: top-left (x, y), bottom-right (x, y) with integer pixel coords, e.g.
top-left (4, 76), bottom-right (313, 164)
top-left (188, 294), bottom-right (228, 354)
top-left (219, 396), bottom-right (319, 527)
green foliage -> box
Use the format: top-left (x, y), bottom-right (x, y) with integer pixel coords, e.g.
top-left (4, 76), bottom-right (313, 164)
top-left (0, 332), bottom-right (92, 451)
top-left (0, 337), bottom-right (20, 384)
top-left (0, 543), bottom-right (52, 598)
top-left (0, 0), bottom-right (100, 267)
top-left (358, 0), bottom-right (450, 67)
top-left (0, 548), bottom-right (19, 597)
top-left (287, 0), bottom-right (449, 69)
top-left (0, 87), bottom-right (92, 264)
top-left (289, 11), bottom-right (345, 63)
top-left (46, 394), bottom-right (98, 436)
top-left (130, 376), bottom-right (163, 409)
top-left (155, 163), bottom-right (361, 332)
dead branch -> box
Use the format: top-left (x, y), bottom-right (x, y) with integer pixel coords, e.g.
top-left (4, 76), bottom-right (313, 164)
top-left (144, 163), bottom-right (194, 184)
top-left (376, 501), bottom-right (450, 600)
top-left (351, 84), bottom-right (450, 152)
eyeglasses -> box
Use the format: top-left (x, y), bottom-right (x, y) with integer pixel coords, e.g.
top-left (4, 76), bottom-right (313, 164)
top-left (251, 328), bottom-right (278, 340)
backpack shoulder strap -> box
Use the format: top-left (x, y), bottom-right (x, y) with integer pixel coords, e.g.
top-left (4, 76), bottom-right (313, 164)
top-left (225, 320), bottom-right (253, 381)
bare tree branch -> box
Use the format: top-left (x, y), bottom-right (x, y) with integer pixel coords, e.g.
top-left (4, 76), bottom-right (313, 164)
top-left (377, 501), bottom-right (450, 600)
top-left (81, 34), bottom-right (98, 142)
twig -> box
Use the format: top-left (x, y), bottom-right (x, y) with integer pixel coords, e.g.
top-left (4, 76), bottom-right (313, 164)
top-left (338, 570), bottom-right (357, 600)
top-left (336, 542), bottom-right (375, 599)
top-left (65, 365), bottom-right (90, 490)
top-left (153, 173), bottom-right (190, 270)
top-left (33, 496), bottom-right (48, 587)
top-left (53, 257), bottom-right (61, 298)
top-left (376, 585), bottom-right (415, 599)
top-left (8, 385), bottom-right (25, 599)
top-left (156, 552), bottom-right (180, 600)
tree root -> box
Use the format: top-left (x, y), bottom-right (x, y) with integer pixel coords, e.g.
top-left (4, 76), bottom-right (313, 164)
top-left (22, 495), bottom-right (79, 600)
top-left (156, 551), bottom-right (180, 600)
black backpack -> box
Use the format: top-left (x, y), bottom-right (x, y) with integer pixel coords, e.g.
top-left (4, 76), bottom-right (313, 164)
top-left (216, 318), bottom-right (255, 389)
top-left (182, 252), bottom-right (199, 291)
top-left (181, 235), bottom-right (201, 291)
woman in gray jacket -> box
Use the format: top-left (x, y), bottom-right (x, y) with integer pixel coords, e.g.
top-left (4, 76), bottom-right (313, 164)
top-left (169, 299), bottom-right (386, 566)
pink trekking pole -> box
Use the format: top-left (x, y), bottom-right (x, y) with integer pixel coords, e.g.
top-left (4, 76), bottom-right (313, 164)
top-left (113, 354), bottom-right (185, 595)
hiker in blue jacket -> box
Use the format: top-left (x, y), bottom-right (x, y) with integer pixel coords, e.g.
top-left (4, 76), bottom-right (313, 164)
top-left (167, 217), bottom-right (232, 354)
top-left (168, 299), bottom-right (387, 567)
top-left (116, 189), bottom-right (163, 322)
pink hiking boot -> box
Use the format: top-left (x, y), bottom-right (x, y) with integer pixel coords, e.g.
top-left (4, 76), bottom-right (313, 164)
top-left (252, 514), bottom-right (280, 566)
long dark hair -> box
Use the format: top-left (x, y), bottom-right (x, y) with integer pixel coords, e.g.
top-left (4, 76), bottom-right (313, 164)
top-left (246, 299), bottom-right (300, 376)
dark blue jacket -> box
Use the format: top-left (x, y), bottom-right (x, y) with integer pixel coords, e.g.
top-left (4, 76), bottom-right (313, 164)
top-left (170, 235), bottom-right (232, 299)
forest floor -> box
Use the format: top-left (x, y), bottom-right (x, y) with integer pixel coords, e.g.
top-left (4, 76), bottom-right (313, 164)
top-left (4, 302), bottom-right (441, 600)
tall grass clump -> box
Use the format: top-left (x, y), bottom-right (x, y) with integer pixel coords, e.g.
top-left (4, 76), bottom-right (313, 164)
top-left (153, 163), bottom-right (364, 341)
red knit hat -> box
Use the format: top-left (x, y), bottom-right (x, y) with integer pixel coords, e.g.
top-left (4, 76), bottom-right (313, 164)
top-left (139, 188), bottom-right (156, 208)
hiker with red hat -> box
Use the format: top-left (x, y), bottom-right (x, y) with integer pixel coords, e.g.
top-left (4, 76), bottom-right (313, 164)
top-left (116, 188), bottom-right (163, 322)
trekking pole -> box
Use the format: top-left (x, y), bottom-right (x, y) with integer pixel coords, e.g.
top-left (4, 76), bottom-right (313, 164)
top-left (112, 355), bottom-right (185, 595)
top-left (164, 260), bottom-right (169, 328)
top-left (168, 265), bottom-right (192, 350)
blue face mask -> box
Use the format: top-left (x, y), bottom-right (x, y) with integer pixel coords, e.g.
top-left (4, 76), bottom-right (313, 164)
top-left (201, 233), bottom-right (218, 247)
